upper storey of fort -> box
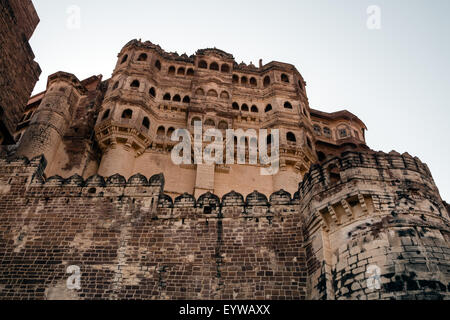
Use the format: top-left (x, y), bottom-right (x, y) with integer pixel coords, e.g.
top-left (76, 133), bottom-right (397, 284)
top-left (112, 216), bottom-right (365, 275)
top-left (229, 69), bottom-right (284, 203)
top-left (12, 39), bottom-right (370, 197)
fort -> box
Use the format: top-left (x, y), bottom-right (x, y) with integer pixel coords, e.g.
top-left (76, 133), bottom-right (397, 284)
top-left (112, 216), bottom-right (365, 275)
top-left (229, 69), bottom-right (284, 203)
top-left (0, 0), bottom-right (449, 300)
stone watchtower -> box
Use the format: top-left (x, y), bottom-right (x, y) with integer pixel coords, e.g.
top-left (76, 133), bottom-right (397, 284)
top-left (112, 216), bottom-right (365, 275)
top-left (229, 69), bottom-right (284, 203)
top-left (16, 72), bottom-right (87, 170)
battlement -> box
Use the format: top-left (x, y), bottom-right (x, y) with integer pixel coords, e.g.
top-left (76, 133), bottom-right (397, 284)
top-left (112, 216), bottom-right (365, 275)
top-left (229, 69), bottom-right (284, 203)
top-left (299, 150), bottom-right (436, 200)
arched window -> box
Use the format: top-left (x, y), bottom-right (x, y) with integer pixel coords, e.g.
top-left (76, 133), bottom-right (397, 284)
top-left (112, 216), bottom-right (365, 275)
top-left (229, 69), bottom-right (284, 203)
top-left (287, 132), bottom-right (296, 143)
top-left (167, 127), bottom-right (175, 137)
top-left (232, 75), bottom-right (239, 83)
top-left (241, 77), bottom-right (248, 85)
top-left (163, 93), bottom-right (171, 101)
top-left (130, 80), bottom-right (140, 88)
top-left (195, 88), bottom-right (205, 96)
top-left (265, 104), bottom-right (273, 112)
top-left (323, 127), bottom-right (331, 137)
top-left (191, 117), bottom-right (201, 126)
top-left (263, 76), bottom-right (271, 87)
top-left (218, 121), bottom-right (228, 130)
top-left (157, 126), bottom-right (165, 137)
top-left (121, 55), bottom-right (128, 64)
top-left (204, 119), bottom-right (215, 127)
top-left (122, 109), bottom-right (133, 119)
top-left (112, 81), bottom-right (119, 90)
top-left (284, 102), bottom-right (293, 109)
top-left (251, 105), bottom-right (258, 113)
top-left (220, 91), bottom-right (230, 99)
top-left (149, 87), bottom-right (156, 97)
top-left (173, 94), bottom-right (181, 102)
top-left (198, 60), bottom-right (208, 69)
top-left (137, 53), bottom-right (148, 61)
top-left (183, 96), bottom-right (190, 103)
top-left (210, 62), bottom-right (219, 71)
top-left (221, 64), bottom-right (230, 73)
top-left (241, 104), bottom-right (249, 112)
top-left (155, 60), bottom-right (162, 71)
top-left (313, 125), bottom-right (322, 136)
top-left (338, 127), bottom-right (348, 139)
top-left (281, 74), bottom-right (289, 83)
top-left (250, 77), bottom-right (257, 87)
top-left (177, 67), bottom-right (185, 75)
top-left (187, 68), bottom-right (194, 76)
top-left (207, 89), bottom-right (218, 97)
top-left (142, 117), bottom-right (150, 129)
top-left (168, 66), bottom-right (176, 75)
top-left (102, 109), bottom-right (110, 121)
top-left (232, 102), bottom-right (240, 110)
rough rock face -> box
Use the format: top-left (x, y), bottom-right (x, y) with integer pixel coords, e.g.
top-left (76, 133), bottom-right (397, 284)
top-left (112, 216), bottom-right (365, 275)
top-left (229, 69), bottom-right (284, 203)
top-left (0, 0), bottom-right (41, 142)
top-left (0, 151), bottom-right (448, 300)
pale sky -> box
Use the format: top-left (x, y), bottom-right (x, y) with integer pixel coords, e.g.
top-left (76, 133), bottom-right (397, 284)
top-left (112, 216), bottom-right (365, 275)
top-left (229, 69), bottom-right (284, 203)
top-left (29, 0), bottom-right (450, 201)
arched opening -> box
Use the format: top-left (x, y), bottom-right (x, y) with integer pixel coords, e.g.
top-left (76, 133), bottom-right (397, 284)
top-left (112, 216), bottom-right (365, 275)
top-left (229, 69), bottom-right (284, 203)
top-left (263, 76), bottom-right (271, 87)
top-left (314, 125), bottom-right (322, 136)
top-left (102, 109), bottom-right (110, 121)
top-left (155, 60), bottom-right (162, 71)
top-left (251, 105), bottom-right (258, 113)
top-left (195, 88), bottom-right (205, 96)
top-left (207, 89), bottom-right (218, 97)
top-left (221, 64), bottom-right (230, 73)
top-left (157, 126), bottom-right (166, 137)
top-left (122, 109), bottom-right (133, 119)
top-left (241, 104), bottom-right (249, 112)
top-left (338, 127), bottom-right (349, 139)
top-left (121, 55), bottom-right (128, 64)
top-left (218, 121), bottom-right (228, 130)
top-left (232, 102), bottom-right (240, 110)
top-left (177, 67), bottom-right (185, 75)
top-left (112, 81), bottom-right (119, 90)
top-left (232, 75), bottom-right (239, 84)
top-left (287, 132), bottom-right (296, 143)
top-left (220, 91), bottom-right (229, 99)
top-left (250, 77), bottom-right (257, 87)
top-left (187, 68), bottom-right (194, 76)
top-left (210, 62), bottom-right (219, 71)
top-left (267, 134), bottom-right (273, 146)
top-left (265, 104), bottom-right (273, 113)
top-left (281, 73), bottom-right (289, 83)
top-left (149, 87), bottom-right (156, 97)
top-left (183, 96), bottom-right (190, 103)
top-left (168, 66), bottom-right (176, 75)
top-left (323, 127), bottom-right (331, 137)
top-left (137, 53), bottom-right (148, 61)
top-left (198, 60), bottom-right (208, 69)
top-left (284, 102), bottom-right (293, 109)
top-left (241, 77), bottom-right (248, 85)
top-left (167, 127), bottom-right (175, 138)
top-left (163, 93), bottom-right (171, 101)
top-left (204, 119), bottom-right (215, 127)
top-left (191, 117), bottom-right (201, 126)
top-left (142, 117), bottom-right (150, 129)
top-left (173, 94), bottom-right (181, 102)
top-left (130, 80), bottom-right (140, 88)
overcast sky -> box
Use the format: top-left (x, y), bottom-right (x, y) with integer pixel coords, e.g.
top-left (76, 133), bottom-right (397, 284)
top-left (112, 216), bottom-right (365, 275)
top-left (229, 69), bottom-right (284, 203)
top-left (30, 0), bottom-right (450, 201)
